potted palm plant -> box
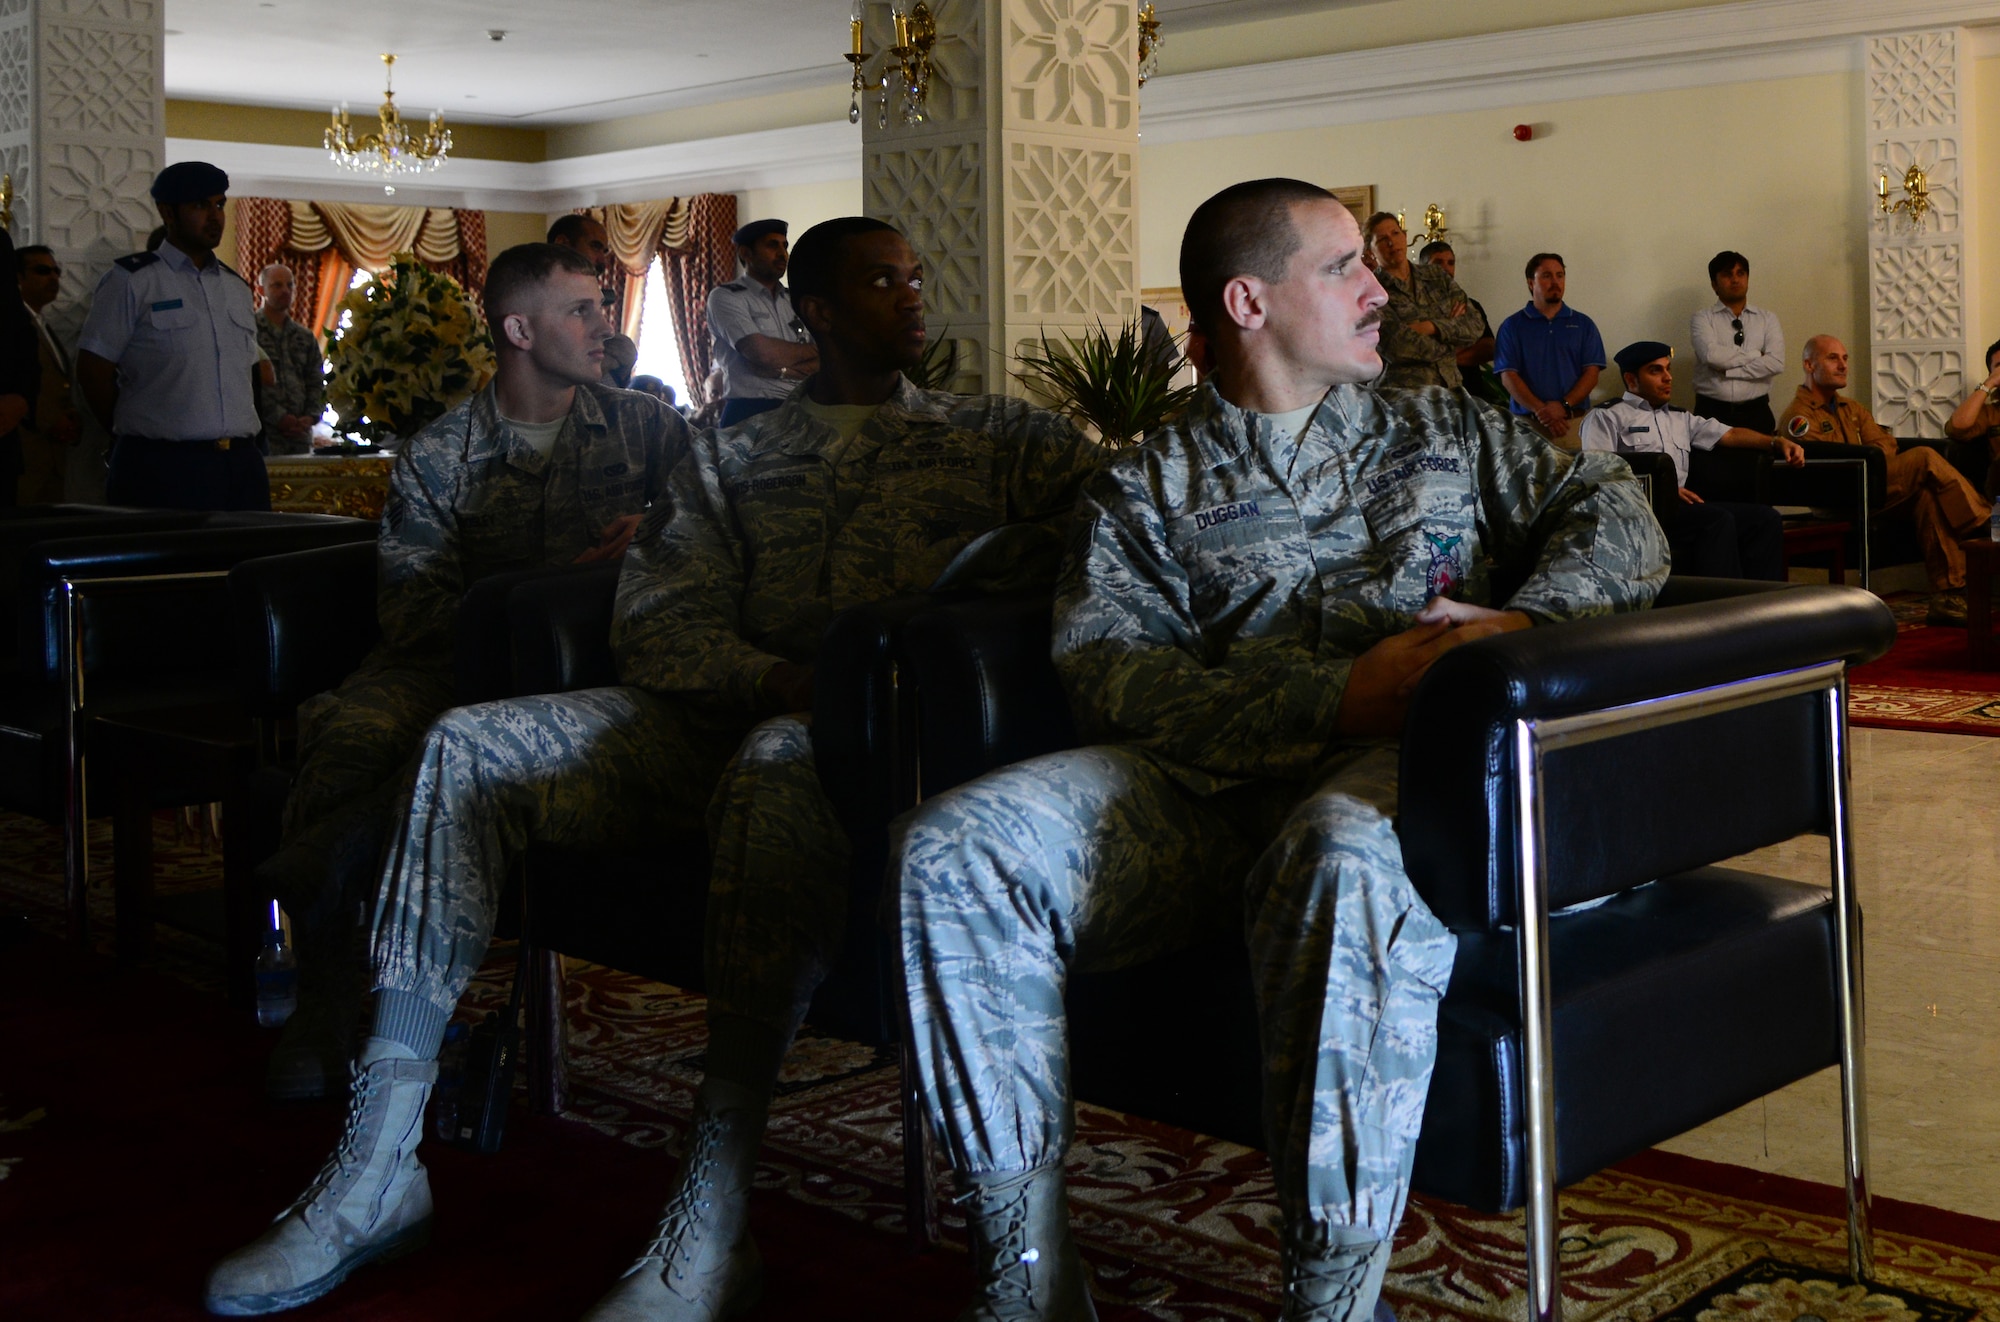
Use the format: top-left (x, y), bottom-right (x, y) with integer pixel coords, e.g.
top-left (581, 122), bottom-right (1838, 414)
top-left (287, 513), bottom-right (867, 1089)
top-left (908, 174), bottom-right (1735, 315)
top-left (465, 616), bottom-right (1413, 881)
top-left (1013, 319), bottom-right (1196, 447)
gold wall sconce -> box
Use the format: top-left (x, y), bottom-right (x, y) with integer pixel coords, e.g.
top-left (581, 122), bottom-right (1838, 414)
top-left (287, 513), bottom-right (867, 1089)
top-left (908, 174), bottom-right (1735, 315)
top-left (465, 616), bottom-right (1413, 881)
top-left (1138, 2), bottom-right (1163, 88)
top-left (1397, 203), bottom-right (1449, 249)
top-left (845, 1), bottom-right (938, 128)
top-left (1877, 164), bottom-right (1930, 229)
top-left (0, 173), bottom-right (13, 234)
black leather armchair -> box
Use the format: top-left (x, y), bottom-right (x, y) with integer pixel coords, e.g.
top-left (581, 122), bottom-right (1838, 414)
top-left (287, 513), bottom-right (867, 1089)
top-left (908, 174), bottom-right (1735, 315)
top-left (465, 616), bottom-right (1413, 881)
top-left (496, 569), bottom-right (920, 1114)
top-left (889, 579), bottom-right (1895, 1310)
top-left (4, 515), bottom-right (378, 943)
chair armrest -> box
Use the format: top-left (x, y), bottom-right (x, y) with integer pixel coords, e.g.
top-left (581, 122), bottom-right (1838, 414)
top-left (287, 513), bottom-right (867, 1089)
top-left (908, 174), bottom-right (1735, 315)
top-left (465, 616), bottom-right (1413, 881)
top-left (1686, 446), bottom-right (1772, 504)
top-left (812, 594), bottom-right (936, 839)
top-left (229, 541), bottom-right (381, 718)
top-left (1768, 443), bottom-right (1886, 510)
top-left (18, 518), bottom-right (378, 684)
top-left (1654, 575), bottom-right (1793, 608)
top-left (1399, 585), bottom-right (1894, 929)
top-left (497, 562), bottom-right (623, 698)
top-left (900, 591), bottom-right (1077, 801)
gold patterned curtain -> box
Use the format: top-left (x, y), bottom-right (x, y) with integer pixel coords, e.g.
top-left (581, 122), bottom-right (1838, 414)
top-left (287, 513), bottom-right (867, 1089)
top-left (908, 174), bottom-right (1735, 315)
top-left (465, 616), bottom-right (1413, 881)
top-left (580, 194), bottom-right (735, 405)
top-left (234, 198), bottom-right (487, 332)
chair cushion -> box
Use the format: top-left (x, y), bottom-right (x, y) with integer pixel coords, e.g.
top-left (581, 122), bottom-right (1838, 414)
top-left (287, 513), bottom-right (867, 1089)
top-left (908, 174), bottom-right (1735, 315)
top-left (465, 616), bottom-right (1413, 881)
top-left (1411, 865), bottom-right (1837, 1212)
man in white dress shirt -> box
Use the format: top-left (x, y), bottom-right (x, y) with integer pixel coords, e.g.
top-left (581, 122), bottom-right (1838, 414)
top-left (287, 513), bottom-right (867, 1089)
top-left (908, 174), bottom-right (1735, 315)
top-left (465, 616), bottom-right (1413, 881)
top-left (1581, 340), bottom-right (1803, 580)
top-left (1689, 251), bottom-right (1784, 433)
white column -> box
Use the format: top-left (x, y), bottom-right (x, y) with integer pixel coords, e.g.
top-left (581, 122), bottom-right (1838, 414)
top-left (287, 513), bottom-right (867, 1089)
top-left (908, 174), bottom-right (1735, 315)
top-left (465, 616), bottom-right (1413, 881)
top-left (0, 0), bottom-right (166, 346)
top-left (1865, 28), bottom-right (1974, 438)
top-left (861, 0), bottom-right (1139, 395)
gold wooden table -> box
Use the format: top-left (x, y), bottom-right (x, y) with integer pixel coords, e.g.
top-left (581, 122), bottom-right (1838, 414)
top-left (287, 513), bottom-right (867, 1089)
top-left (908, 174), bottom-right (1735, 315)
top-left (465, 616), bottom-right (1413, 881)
top-left (266, 453), bottom-right (395, 520)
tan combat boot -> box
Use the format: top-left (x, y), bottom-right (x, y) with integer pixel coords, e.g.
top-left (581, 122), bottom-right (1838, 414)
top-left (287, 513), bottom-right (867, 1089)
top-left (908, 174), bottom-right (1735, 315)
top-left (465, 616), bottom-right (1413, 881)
top-left (580, 1086), bottom-right (767, 1321)
top-left (204, 1044), bottom-right (436, 1315)
top-left (953, 1163), bottom-right (1097, 1322)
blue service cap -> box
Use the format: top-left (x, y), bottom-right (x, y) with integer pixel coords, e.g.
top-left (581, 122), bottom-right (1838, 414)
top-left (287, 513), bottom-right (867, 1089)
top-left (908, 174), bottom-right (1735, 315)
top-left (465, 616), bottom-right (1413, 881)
top-left (150, 161), bottom-right (230, 204)
top-left (732, 218), bottom-right (787, 247)
top-left (1613, 340), bottom-right (1673, 374)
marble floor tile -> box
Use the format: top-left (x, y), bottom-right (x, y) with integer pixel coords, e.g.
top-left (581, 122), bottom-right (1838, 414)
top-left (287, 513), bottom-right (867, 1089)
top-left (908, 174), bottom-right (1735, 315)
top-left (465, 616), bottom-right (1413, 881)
top-left (1656, 727), bottom-right (2000, 1222)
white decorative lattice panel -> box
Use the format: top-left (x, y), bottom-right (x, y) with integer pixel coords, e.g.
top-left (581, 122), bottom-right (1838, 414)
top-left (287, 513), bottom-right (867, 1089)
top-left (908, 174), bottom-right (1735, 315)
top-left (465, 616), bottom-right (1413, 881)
top-left (0, 24), bottom-right (28, 137)
top-left (1866, 28), bottom-right (1969, 439)
top-left (1868, 30), bottom-right (1958, 131)
top-left (866, 139), bottom-right (986, 321)
top-left (1004, 0), bottom-right (1133, 131)
top-left (43, 24), bottom-right (155, 135)
top-left (1006, 140), bottom-right (1134, 319)
top-left (41, 140), bottom-right (157, 249)
top-left (1871, 244), bottom-right (1962, 343)
top-left (1873, 349), bottom-right (1963, 437)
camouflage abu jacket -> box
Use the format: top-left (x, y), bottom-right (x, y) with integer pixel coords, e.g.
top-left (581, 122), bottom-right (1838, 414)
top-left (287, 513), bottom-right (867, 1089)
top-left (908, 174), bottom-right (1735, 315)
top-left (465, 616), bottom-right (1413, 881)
top-left (378, 381), bottom-right (689, 663)
top-left (1055, 381), bottom-right (1668, 792)
top-left (1375, 262), bottom-right (1485, 391)
top-left (613, 376), bottom-right (1102, 713)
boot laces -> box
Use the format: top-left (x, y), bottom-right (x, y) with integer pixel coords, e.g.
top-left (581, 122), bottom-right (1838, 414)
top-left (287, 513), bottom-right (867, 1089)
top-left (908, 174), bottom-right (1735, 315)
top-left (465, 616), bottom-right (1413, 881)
top-left (1281, 1239), bottom-right (1375, 1322)
top-left (625, 1108), bottom-right (733, 1283)
top-left (953, 1179), bottom-right (1042, 1321)
top-left (283, 1063), bottom-right (384, 1224)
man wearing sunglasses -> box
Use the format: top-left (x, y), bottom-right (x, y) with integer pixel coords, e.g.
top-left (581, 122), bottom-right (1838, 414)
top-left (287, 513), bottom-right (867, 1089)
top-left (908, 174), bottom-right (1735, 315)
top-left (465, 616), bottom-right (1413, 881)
top-left (1689, 251), bottom-right (1784, 434)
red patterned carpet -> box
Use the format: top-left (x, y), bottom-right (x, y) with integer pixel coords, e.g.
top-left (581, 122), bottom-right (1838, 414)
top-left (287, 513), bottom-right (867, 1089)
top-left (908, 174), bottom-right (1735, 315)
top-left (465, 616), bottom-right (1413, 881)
top-left (1847, 596), bottom-right (2000, 736)
top-left (4, 812), bottom-right (2000, 1321)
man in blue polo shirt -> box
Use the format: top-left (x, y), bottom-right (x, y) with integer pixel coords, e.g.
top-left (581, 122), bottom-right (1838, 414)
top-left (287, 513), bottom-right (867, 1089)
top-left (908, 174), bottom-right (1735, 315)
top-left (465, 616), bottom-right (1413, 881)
top-left (1493, 252), bottom-right (1606, 442)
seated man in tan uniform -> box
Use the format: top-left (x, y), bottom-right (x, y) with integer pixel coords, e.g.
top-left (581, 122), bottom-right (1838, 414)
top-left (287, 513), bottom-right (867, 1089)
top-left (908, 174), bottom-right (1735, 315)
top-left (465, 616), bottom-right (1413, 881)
top-left (1779, 334), bottom-right (1990, 625)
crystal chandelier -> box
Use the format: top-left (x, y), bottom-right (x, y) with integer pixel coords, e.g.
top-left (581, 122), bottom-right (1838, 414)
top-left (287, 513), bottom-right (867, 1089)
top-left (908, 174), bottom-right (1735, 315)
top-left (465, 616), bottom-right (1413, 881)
top-left (325, 54), bottom-right (452, 188)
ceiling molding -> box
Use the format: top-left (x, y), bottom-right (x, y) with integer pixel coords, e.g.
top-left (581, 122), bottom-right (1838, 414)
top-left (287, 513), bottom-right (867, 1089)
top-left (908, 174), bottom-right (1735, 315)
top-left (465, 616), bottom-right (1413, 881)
top-left (1138, 0), bottom-right (2000, 144)
top-left (170, 121), bottom-right (861, 212)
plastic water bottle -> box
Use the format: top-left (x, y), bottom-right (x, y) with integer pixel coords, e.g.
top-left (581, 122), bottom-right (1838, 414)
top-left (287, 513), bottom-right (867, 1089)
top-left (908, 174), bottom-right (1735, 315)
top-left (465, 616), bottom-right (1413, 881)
top-left (432, 1022), bottom-right (470, 1143)
top-left (254, 900), bottom-right (298, 1028)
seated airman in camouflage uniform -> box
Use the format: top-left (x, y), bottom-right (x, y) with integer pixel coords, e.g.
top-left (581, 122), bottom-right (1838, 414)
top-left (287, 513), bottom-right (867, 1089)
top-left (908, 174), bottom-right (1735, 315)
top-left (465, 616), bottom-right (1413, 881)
top-left (893, 180), bottom-right (1669, 1322)
top-left (205, 217), bottom-right (1103, 1320)
top-left (258, 242), bottom-right (686, 1105)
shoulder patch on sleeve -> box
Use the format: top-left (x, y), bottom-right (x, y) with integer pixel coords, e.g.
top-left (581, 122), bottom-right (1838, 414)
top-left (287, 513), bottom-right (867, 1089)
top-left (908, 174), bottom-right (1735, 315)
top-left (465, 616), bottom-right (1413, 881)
top-left (114, 251), bottom-right (159, 272)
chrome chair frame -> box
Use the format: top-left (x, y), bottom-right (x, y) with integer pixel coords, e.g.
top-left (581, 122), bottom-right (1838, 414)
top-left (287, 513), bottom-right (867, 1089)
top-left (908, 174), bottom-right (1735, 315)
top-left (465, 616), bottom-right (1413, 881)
top-left (1509, 659), bottom-right (1872, 1322)
top-left (58, 568), bottom-right (231, 944)
top-left (1798, 457), bottom-right (1872, 591)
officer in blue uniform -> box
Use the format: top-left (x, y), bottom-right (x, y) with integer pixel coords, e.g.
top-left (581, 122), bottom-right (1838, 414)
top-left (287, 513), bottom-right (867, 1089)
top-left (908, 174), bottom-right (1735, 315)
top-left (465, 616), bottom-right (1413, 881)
top-left (1579, 340), bottom-right (1804, 580)
top-left (704, 218), bottom-right (816, 427)
top-left (75, 160), bottom-right (268, 510)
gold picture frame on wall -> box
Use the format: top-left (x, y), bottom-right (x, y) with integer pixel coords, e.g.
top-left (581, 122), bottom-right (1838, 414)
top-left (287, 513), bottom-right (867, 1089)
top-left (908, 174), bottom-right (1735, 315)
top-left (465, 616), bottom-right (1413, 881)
top-left (1330, 185), bottom-right (1375, 227)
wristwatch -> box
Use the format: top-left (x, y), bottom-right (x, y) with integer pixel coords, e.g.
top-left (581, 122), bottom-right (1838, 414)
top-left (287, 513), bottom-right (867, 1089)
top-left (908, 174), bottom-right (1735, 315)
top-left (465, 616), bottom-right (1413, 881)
top-left (1563, 399), bottom-right (1585, 418)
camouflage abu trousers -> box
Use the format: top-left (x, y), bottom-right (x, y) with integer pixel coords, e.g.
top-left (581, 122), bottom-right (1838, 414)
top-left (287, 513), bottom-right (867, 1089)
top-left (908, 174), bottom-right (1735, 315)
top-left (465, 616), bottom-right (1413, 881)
top-left (264, 658), bottom-right (457, 965)
top-left (894, 742), bottom-right (1456, 1237)
top-left (368, 693), bottom-right (853, 1040)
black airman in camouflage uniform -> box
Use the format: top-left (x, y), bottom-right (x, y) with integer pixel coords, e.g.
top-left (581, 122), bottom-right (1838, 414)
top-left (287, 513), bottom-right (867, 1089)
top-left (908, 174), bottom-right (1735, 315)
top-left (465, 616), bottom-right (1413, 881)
top-left (210, 220), bottom-right (1103, 1322)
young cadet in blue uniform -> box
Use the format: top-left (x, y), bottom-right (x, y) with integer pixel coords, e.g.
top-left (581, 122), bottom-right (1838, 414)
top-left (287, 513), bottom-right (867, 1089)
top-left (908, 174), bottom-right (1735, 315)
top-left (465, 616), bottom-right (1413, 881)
top-left (1579, 340), bottom-right (1804, 580)
top-left (75, 161), bottom-right (268, 510)
top-left (893, 179), bottom-right (1667, 1322)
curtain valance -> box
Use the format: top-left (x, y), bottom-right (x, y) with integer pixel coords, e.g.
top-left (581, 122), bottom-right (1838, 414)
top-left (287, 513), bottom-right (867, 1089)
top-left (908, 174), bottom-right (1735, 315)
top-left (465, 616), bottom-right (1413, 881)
top-left (285, 202), bottom-right (466, 270)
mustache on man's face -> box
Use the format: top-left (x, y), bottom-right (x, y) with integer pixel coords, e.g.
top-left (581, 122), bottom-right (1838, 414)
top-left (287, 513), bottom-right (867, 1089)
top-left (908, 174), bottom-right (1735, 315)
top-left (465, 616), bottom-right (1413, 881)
top-left (1355, 309), bottom-right (1384, 332)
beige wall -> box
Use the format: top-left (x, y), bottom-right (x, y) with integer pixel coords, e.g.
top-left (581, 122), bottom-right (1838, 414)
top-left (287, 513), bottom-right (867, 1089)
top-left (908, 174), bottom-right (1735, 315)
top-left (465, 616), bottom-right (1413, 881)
top-left (547, 86), bottom-right (851, 159)
top-left (1140, 68), bottom-right (1873, 409)
top-left (168, 99), bottom-right (546, 161)
top-left (738, 178), bottom-right (865, 250)
top-left (486, 212), bottom-right (551, 256)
